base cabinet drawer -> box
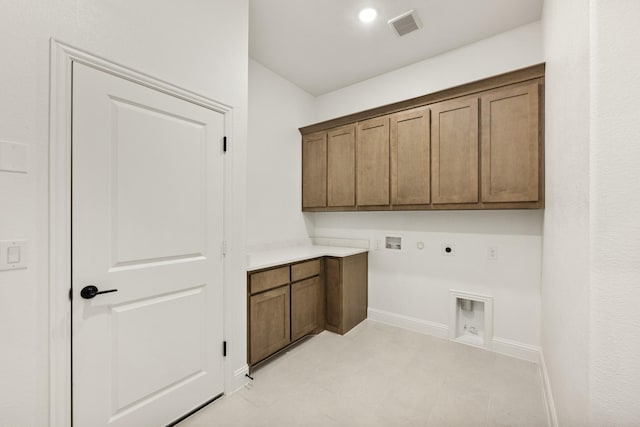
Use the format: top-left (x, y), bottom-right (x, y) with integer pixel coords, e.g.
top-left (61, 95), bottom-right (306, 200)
top-left (291, 258), bottom-right (321, 282)
top-left (249, 286), bottom-right (291, 365)
top-left (249, 266), bottom-right (290, 295)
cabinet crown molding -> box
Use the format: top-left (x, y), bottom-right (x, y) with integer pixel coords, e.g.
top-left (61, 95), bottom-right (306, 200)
top-left (299, 63), bottom-right (545, 136)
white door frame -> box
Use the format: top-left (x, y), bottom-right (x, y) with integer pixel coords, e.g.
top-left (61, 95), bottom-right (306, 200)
top-left (48, 39), bottom-right (234, 427)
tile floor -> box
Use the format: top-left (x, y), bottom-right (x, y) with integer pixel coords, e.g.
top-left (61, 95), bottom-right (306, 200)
top-left (179, 320), bottom-right (548, 427)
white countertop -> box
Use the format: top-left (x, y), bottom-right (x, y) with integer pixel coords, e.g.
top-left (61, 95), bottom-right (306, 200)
top-left (247, 245), bottom-right (368, 271)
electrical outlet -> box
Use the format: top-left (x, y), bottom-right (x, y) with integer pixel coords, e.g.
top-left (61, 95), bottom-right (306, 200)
top-left (487, 246), bottom-right (498, 261)
top-left (441, 243), bottom-right (455, 256)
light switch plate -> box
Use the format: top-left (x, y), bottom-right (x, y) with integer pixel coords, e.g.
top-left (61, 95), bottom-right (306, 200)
top-left (0, 240), bottom-right (27, 271)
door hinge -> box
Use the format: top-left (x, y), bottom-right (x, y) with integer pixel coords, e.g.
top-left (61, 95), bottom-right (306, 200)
top-left (223, 341), bottom-right (227, 357)
top-left (223, 136), bottom-right (228, 153)
top-left (69, 288), bottom-right (72, 301)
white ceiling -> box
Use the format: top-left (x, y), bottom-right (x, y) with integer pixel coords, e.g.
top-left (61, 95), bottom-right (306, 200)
top-left (249, 0), bottom-right (543, 95)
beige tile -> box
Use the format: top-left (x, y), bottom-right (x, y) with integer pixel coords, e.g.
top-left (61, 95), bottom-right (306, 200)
top-left (426, 376), bottom-right (492, 427)
top-left (486, 393), bottom-right (548, 427)
top-left (178, 320), bottom-right (547, 427)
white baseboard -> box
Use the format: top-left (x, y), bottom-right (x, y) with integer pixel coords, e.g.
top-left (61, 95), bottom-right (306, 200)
top-left (367, 308), bottom-right (449, 339)
top-left (226, 364), bottom-right (249, 394)
top-left (492, 337), bottom-right (540, 363)
top-left (368, 308), bottom-right (542, 364)
top-left (538, 350), bottom-right (559, 427)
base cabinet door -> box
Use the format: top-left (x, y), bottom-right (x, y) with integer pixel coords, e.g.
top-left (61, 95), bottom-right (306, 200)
top-left (325, 258), bottom-right (342, 333)
top-left (291, 276), bottom-right (323, 341)
top-left (249, 286), bottom-right (291, 365)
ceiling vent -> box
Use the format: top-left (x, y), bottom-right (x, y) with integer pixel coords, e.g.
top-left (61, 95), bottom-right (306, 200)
top-left (388, 10), bottom-right (422, 37)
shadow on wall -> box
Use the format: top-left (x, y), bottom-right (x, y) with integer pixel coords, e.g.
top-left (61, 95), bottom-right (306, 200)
top-left (302, 212), bottom-right (316, 237)
top-left (307, 209), bottom-right (543, 237)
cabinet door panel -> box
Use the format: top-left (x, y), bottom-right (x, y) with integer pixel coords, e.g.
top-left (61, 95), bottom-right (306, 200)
top-left (302, 132), bottom-right (327, 208)
top-left (391, 107), bottom-right (430, 205)
top-left (481, 82), bottom-right (539, 202)
top-left (431, 98), bottom-right (479, 204)
top-left (341, 252), bottom-right (368, 334)
top-left (357, 116), bottom-right (390, 206)
top-left (324, 258), bottom-right (341, 333)
top-left (291, 277), bottom-right (321, 341)
top-left (327, 125), bottom-right (356, 207)
top-left (250, 286), bottom-right (290, 365)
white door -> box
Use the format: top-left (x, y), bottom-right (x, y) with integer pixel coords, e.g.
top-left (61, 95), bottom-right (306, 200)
top-left (71, 62), bottom-right (225, 427)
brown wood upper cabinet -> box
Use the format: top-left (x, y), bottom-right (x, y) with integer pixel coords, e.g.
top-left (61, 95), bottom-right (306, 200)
top-left (299, 64), bottom-right (545, 211)
top-left (391, 106), bottom-right (431, 206)
top-left (302, 131), bottom-right (327, 208)
top-left (481, 82), bottom-right (540, 203)
top-left (431, 97), bottom-right (479, 204)
top-left (327, 125), bottom-right (356, 207)
top-left (357, 116), bottom-right (390, 206)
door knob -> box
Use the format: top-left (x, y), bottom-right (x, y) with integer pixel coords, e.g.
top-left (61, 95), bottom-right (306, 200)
top-left (80, 285), bottom-right (118, 299)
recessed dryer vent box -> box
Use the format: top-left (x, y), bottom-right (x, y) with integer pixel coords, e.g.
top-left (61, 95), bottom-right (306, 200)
top-left (385, 236), bottom-right (402, 250)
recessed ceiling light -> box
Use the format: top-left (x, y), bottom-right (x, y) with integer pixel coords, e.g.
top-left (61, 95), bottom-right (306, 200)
top-left (359, 8), bottom-right (377, 23)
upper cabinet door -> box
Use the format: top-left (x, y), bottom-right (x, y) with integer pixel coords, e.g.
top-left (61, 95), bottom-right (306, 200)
top-left (357, 116), bottom-right (390, 206)
top-left (391, 107), bottom-right (430, 205)
top-left (481, 82), bottom-right (540, 203)
top-left (327, 124), bottom-right (356, 207)
top-left (431, 97), bottom-right (479, 204)
top-left (302, 131), bottom-right (327, 208)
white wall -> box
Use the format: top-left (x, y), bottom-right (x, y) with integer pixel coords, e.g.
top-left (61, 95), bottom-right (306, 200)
top-left (313, 21), bottom-right (543, 123)
top-left (313, 211), bottom-right (542, 350)
top-left (543, 1), bottom-right (640, 424)
top-left (247, 60), bottom-right (316, 250)
top-left (308, 22), bottom-right (545, 354)
top-left (540, 0), bottom-right (591, 425)
top-left (0, 1), bottom-right (248, 425)
top-left (589, 1), bottom-right (640, 424)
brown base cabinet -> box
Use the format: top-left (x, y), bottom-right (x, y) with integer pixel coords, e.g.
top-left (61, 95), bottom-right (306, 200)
top-left (247, 253), bottom-right (367, 371)
top-left (325, 253), bottom-right (368, 335)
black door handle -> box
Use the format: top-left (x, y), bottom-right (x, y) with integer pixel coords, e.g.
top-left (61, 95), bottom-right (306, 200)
top-left (80, 285), bottom-right (118, 299)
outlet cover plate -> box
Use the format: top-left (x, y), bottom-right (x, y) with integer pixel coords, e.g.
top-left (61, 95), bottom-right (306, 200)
top-left (0, 240), bottom-right (28, 271)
